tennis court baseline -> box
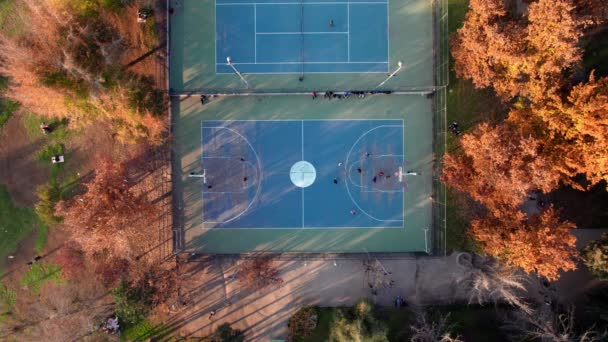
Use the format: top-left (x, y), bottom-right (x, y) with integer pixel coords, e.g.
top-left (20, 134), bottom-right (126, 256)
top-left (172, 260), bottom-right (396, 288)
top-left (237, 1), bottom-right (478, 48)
top-left (215, 0), bottom-right (389, 74)
top-left (201, 119), bottom-right (405, 228)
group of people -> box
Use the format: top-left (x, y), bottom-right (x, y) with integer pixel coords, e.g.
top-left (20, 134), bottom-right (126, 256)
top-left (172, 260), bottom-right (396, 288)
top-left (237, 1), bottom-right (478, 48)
top-left (448, 121), bottom-right (461, 136)
top-left (312, 91), bottom-right (392, 100)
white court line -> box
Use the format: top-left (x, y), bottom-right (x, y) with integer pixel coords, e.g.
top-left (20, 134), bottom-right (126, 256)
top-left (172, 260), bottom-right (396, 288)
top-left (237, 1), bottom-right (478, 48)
top-left (218, 61), bottom-right (387, 64)
top-left (201, 224), bottom-right (403, 229)
top-left (301, 120), bottom-right (305, 228)
top-left (347, 3), bottom-right (350, 62)
top-left (201, 125), bottom-right (264, 224)
top-left (215, 1), bottom-right (389, 73)
top-left (217, 2), bottom-right (387, 5)
top-left (216, 71), bottom-right (388, 74)
top-left (256, 31), bottom-right (348, 34)
top-left (386, 0), bottom-right (390, 70)
top-left (254, 4), bottom-right (257, 63)
top-left (203, 118), bottom-right (403, 121)
top-left (344, 125), bottom-right (405, 222)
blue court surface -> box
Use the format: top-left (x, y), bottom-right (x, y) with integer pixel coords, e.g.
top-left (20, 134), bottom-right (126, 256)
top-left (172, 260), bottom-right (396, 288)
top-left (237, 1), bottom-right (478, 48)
top-left (215, 0), bottom-right (389, 74)
top-left (201, 120), bottom-right (405, 228)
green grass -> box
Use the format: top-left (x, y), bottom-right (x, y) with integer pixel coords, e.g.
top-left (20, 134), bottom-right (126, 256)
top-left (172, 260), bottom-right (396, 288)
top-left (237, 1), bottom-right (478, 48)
top-left (0, 0), bottom-right (25, 38)
top-left (20, 262), bottom-right (63, 294)
top-left (0, 75), bottom-right (19, 129)
top-left (35, 143), bottom-right (64, 163)
top-left (34, 224), bottom-right (48, 254)
top-left (295, 307), bottom-right (335, 342)
top-left (442, 0), bottom-right (508, 252)
top-left (291, 305), bottom-right (509, 341)
top-left (121, 320), bottom-right (171, 342)
top-left (0, 98), bottom-right (19, 129)
top-left (378, 307), bottom-right (414, 342)
top-left (0, 282), bottom-right (16, 310)
top-left (0, 186), bottom-right (43, 267)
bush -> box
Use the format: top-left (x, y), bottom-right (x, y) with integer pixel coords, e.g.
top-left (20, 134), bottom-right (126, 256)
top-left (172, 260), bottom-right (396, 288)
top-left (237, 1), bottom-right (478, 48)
top-left (112, 280), bottom-right (152, 326)
top-left (39, 70), bottom-right (89, 99)
top-left (329, 299), bottom-right (388, 342)
top-left (35, 182), bottom-right (63, 226)
top-left (582, 233), bottom-right (608, 281)
top-left (211, 323), bottom-right (245, 342)
top-left (55, 241), bottom-right (86, 279)
top-left (126, 74), bottom-right (166, 116)
top-left (288, 307), bottom-right (319, 341)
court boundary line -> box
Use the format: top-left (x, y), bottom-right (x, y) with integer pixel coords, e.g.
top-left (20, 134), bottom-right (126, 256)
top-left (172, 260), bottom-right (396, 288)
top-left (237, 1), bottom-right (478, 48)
top-left (215, 0), bottom-right (389, 74)
top-left (217, 2), bottom-right (387, 5)
top-left (217, 61), bottom-right (388, 64)
top-left (201, 125), bottom-right (264, 224)
top-left (256, 31), bottom-right (348, 34)
top-left (301, 120), bottom-right (305, 228)
top-left (199, 119), bottom-right (408, 230)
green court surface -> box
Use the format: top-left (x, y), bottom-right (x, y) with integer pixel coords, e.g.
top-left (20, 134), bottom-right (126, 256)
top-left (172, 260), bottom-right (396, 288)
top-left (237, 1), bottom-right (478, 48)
top-left (173, 94), bottom-right (435, 253)
top-left (169, 0), bottom-right (435, 93)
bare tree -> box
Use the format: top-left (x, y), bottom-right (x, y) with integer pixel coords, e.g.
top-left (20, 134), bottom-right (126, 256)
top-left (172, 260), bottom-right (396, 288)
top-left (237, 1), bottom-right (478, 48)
top-left (457, 256), bottom-right (532, 314)
top-left (503, 306), bottom-right (608, 342)
top-left (410, 309), bottom-right (463, 342)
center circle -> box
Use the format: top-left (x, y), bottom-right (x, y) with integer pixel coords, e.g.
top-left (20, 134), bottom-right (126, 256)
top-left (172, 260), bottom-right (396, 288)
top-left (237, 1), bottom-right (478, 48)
top-left (290, 161), bottom-right (316, 188)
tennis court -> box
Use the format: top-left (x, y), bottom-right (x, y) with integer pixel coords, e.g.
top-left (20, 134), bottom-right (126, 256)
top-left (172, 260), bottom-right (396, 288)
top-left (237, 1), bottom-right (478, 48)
top-left (215, 0), bottom-right (388, 74)
top-left (169, 0), bottom-right (436, 92)
top-left (173, 95), bottom-right (435, 253)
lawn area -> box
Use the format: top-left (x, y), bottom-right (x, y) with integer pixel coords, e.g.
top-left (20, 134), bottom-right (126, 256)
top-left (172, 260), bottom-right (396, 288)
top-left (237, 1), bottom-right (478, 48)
top-left (292, 305), bottom-right (509, 341)
top-left (443, 0), bottom-right (508, 252)
top-left (0, 186), bottom-right (44, 269)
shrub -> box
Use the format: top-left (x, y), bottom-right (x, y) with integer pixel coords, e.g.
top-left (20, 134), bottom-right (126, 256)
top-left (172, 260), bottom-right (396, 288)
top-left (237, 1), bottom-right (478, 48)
top-left (582, 233), bottom-right (608, 281)
top-left (55, 241), bottom-right (86, 279)
top-left (329, 300), bottom-right (388, 342)
top-left (35, 182), bottom-right (63, 226)
top-left (39, 70), bottom-right (89, 99)
top-left (95, 257), bottom-right (130, 288)
top-left (288, 307), bottom-right (318, 340)
top-left (112, 280), bottom-right (152, 326)
top-left (211, 323), bottom-right (245, 342)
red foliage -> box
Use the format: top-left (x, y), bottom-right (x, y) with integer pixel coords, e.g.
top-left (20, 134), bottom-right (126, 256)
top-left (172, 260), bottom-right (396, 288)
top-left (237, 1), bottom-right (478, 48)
top-left (95, 257), bottom-right (131, 288)
top-left (54, 241), bottom-right (86, 279)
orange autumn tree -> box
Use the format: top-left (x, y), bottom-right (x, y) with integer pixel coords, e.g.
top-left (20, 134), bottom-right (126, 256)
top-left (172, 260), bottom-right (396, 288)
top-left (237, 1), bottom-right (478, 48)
top-left (451, 0), bottom-right (586, 102)
top-left (56, 157), bottom-right (156, 259)
top-left (442, 122), bottom-right (561, 216)
top-left (471, 208), bottom-right (577, 281)
top-left (442, 123), bottom-right (578, 280)
top-left (514, 73), bottom-right (608, 188)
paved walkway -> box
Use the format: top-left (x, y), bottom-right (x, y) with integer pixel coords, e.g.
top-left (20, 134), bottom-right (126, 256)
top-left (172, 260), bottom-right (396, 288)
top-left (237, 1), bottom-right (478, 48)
top-left (167, 253), bottom-right (474, 341)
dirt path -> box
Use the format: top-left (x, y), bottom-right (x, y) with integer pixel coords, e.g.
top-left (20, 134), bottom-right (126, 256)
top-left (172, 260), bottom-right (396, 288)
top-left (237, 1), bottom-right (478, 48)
top-left (0, 115), bottom-right (48, 206)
